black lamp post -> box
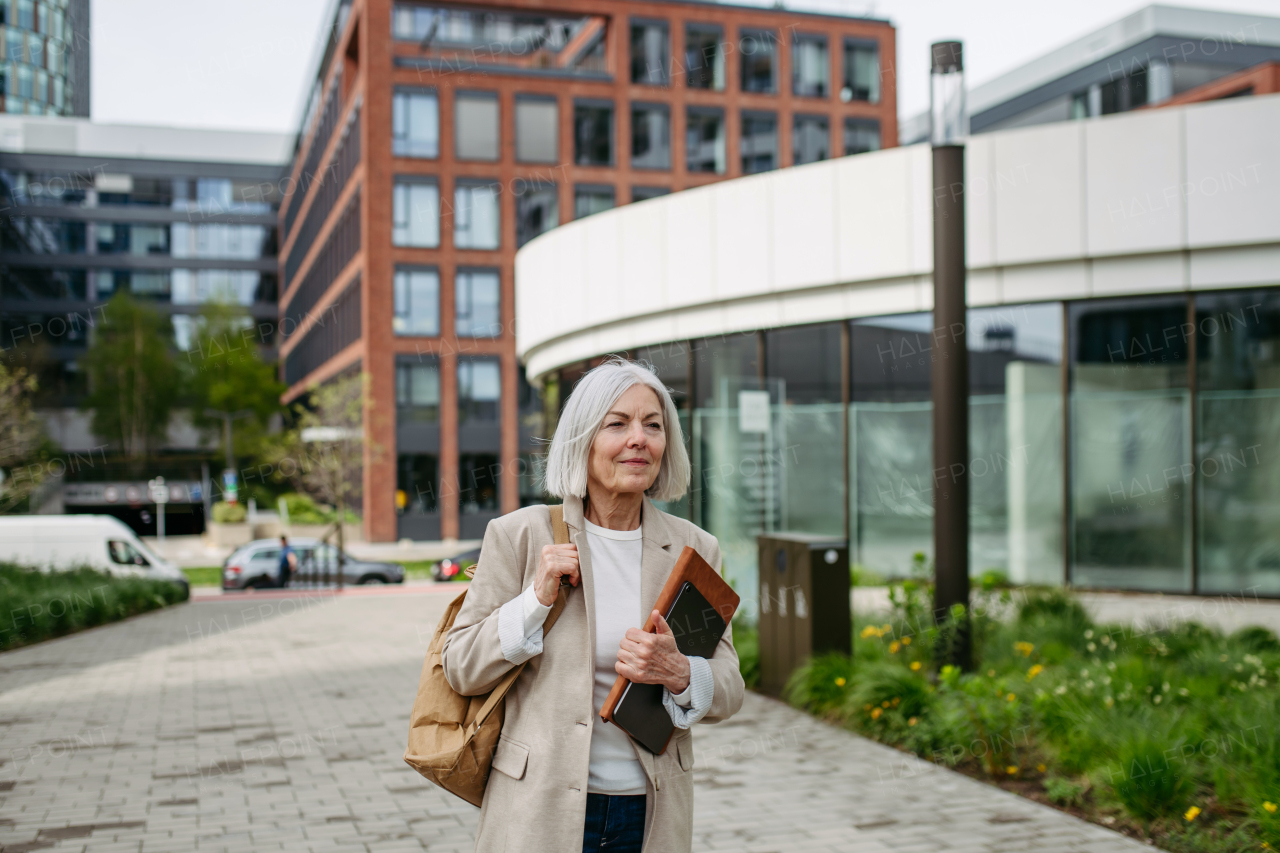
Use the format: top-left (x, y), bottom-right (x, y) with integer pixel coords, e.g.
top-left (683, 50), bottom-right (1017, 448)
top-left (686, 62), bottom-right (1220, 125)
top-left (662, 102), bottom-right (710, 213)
top-left (930, 40), bottom-right (971, 668)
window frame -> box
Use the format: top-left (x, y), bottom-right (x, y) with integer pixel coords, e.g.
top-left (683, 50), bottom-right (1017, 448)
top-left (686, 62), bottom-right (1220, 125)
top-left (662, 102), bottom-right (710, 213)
top-left (453, 179), bottom-right (502, 251)
top-left (740, 109), bottom-right (779, 175)
top-left (685, 105), bottom-right (726, 174)
top-left (573, 183), bottom-right (616, 220)
top-left (392, 176), bottom-right (441, 248)
top-left (454, 89), bottom-right (500, 162)
top-left (738, 28), bottom-right (777, 95)
top-left (573, 98), bottom-right (615, 167)
top-left (684, 22), bottom-right (725, 91)
top-left (629, 17), bottom-right (671, 86)
top-left (841, 37), bottom-right (881, 104)
top-left (514, 93), bottom-right (559, 164)
top-left (392, 86), bottom-right (440, 158)
top-left (455, 267), bottom-right (502, 338)
top-left (392, 264), bottom-right (441, 337)
top-left (792, 113), bottom-right (830, 165)
top-left (791, 32), bottom-right (830, 99)
top-left (630, 101), bottom-right (671, 171)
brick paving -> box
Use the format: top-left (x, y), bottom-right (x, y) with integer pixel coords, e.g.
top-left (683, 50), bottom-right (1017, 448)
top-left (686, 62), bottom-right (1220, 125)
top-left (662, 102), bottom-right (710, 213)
top-left (0, 587), bottom-right (1155, 853)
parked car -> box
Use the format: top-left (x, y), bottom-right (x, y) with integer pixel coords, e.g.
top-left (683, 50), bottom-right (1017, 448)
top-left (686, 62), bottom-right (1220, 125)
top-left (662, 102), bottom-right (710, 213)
top-left (433, 547), bottom-right (480, 582)
top-left (0, 514), bottom-right (189, 595)
top-left (221, 538), bottom-right (405, 590)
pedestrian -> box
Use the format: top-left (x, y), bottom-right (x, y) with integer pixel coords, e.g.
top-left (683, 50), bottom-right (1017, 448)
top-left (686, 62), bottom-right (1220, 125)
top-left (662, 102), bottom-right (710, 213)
top-left (441, 357), bottom-right (744, 853)
top-left (278, 535), bottom-right (297, 588)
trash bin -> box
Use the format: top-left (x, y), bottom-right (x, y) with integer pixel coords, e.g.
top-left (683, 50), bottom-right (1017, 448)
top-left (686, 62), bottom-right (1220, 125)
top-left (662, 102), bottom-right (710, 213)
top-left (757, 533), bottom-right (851, 697)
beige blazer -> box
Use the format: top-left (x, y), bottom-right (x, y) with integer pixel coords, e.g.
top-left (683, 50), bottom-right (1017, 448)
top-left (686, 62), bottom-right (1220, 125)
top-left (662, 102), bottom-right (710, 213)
top-left (441, 494), bottom-right (745, 853)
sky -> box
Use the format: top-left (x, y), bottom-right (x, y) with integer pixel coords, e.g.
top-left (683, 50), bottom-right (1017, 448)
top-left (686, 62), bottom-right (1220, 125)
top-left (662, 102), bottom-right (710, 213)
top-left (91, 0), bottom-right (1280, 136)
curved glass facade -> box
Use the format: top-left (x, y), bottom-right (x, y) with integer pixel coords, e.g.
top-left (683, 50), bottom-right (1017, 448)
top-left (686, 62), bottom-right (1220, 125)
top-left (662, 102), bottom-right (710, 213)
top-left (543, 290), bottom-right (1280, 614)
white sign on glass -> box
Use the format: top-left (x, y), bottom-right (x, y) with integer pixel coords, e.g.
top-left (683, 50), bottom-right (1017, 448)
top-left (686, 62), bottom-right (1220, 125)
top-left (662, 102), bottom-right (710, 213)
top-left (738, 390), bottom-right (771, 434)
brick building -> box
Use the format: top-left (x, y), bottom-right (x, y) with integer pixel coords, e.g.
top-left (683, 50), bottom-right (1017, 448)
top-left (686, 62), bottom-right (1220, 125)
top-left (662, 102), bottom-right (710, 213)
top-left (278, 0), bottom-right (897, 542)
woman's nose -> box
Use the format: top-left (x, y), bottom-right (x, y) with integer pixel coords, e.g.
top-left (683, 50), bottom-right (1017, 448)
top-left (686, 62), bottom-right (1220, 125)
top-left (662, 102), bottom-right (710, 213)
top-left (626, 423), bottom-right (647, 446)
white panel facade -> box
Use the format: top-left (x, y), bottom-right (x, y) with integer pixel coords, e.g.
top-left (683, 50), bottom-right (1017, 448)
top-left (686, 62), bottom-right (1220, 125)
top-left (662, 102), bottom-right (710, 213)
top-left (771, 162), bottom-right (838, 290)
top-left (663, 189), bottom-right (717, 309)
top-left (993, 122), bottom-right (1084, 265)
top-left (1085, 108), bottom-right (1185, 257)
top-left (1184, 95), bottom-right (1280, 249)
top-left (713, 176), bottom-right (773, 299)
top-left (834, 148), bottom-right (915, 282)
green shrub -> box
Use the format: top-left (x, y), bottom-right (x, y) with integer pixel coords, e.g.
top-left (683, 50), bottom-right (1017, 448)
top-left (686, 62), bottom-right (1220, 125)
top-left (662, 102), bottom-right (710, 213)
top-left (0, 562), bottom-right (187, 651)
top-left (733, 620), bottom-right (759, 691)
top-left (1111, 737), bottom-right (1196, 819)
top-left (1229, 625), bottom-right (1280, 654)
top-left (1044, 775), bottom-right (1086, 806)
top-left (211, 501), bottom-right (246, 523)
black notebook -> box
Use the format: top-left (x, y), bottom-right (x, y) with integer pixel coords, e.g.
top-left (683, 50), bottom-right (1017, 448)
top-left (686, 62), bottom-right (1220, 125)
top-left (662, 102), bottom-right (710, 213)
top-left (610, 582), bottom-right (728, 754)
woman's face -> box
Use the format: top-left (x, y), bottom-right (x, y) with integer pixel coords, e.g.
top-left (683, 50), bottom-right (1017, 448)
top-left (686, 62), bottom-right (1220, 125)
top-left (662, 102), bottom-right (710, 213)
top-left (587, 384), bottom-right (666, 496)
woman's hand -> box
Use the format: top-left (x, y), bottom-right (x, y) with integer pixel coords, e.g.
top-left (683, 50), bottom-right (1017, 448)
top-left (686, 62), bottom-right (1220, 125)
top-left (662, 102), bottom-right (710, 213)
top-left (615, 611), bottom-right (691, 694)
top-left (533, 543), bottom-right (580, 607)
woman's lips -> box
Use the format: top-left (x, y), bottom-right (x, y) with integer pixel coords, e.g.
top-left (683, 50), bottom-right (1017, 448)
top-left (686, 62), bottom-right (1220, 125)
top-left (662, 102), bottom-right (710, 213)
top-left (621, 459), bottom-right (648, 467)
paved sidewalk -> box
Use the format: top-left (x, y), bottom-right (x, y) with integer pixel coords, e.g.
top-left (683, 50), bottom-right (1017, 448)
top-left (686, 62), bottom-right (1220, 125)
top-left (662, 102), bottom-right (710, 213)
top-left (0, 591), bottom-right (1153, 853)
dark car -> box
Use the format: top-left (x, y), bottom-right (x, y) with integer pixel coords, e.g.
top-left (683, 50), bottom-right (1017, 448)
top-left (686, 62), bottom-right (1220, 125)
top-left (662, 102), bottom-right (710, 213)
top-left (433, 547), bottom-right (480, 582)
top-left (222, 539), bottom-right (405, 590)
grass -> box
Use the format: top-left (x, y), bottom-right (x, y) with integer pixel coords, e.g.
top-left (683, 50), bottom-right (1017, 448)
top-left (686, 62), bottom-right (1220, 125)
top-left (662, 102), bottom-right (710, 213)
top-left (0, 561), bottom-right (189, 651)
top-left (767, 573), bottom-right (1280, 852)
top-left (181, 567), bottom-right (222, 587)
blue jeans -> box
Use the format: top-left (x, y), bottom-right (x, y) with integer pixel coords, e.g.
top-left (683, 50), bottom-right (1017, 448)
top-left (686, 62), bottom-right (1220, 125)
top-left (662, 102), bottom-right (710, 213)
top-left (582, 793), bottom-right (646, 853)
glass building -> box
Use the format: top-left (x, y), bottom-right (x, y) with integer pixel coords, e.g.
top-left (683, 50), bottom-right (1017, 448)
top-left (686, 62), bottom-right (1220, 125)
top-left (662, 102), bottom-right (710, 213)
top-left (516, 92), bottom-right (1280, 610)
top-left (1, 0), bottom-right (89, 116)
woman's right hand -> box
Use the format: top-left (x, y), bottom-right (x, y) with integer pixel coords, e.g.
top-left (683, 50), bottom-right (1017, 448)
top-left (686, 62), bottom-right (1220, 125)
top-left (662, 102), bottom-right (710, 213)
top-left (533, 543), bottom-right (579, 606)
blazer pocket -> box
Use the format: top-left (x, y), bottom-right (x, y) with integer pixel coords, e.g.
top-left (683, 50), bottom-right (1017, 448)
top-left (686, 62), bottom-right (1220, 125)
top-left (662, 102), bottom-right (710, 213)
top-left (676, 737), bottom-right (694, 772)
top-left (492, 735), bottom-right (529, 781)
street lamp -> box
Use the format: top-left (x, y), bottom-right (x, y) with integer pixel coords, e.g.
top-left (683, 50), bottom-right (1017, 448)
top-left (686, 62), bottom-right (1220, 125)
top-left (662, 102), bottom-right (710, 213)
top-left (205, 408), bottom-right (253, 504)
top-left (929, 40), bottom-right (971, 667)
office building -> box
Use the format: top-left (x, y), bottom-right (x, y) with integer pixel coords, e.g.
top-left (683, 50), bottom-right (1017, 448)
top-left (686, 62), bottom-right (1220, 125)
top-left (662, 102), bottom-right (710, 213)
top-left (900, 5), bottom-right (1280, 143)
top-left (517, 86), bottom-right (1280, 612)
top-left (0, 115), bottom-right (290, 531)
top-left (279, 0), bottom-right (897, 541)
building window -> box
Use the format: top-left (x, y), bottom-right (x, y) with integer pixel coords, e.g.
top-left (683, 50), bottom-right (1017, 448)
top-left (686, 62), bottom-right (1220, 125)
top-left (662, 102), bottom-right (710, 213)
top-left (395, 360), bottom-right (440, 422)
top-left (393, 267), bottom-right (440, 336)
top-left (392, 179), bottom-right (440, 247)
top-left (741, 111), bottom-right (777, 174)
top-left (458, 356), bottom-right (501, 422)
top-left (739, 29), bottom-right (776, 94)
top-left (686, 107), bottom-right (725, 174)
top-left (630, 19), bottom-right (669, 85)
top-left (456, 269), bottom-right (501, 337)
top-left (793, 114), bottom-right (829, 165)
top-left (455, 91), bottom-right (499, 161)
top-left (454, 181), bottom-right (500, 250)
top-left (574, 185), bottom-right (614, 220)
top-left (515, 182), bottom-right (558, 248)
top-left (574, 100), bottom-right (613, 166)
top-left (459, 453), bottom-right (500, 512)
top-left (515, 95), bottom-right (558, 163)
top-left (685, 24), bottom-right (724, 90)
top-left (842, 39), bottom-right (880, 103)
top-left (792, 33), bottom-right (828, 98)
top-left (631, 102), bottom-right (670, 170)
top-left (397, 454), bottom-right (439, 513)
top-left (632, 186), bottom-right (670, 202)
top-left (393, 88), bottom-right (439, 158)
top-left (844, 118), bottom-right (881, 156)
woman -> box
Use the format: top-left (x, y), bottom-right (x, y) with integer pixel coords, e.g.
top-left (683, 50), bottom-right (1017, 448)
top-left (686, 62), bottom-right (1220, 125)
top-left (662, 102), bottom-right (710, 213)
top-left (443, 357), bottom-right (744, 853)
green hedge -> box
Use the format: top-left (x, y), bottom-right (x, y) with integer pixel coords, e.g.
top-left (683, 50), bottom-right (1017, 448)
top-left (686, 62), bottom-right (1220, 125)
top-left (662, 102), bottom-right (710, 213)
top-left (779, 579), bottom-right (1280, 852)
top-left (0, 562), bottom-right (189, 651)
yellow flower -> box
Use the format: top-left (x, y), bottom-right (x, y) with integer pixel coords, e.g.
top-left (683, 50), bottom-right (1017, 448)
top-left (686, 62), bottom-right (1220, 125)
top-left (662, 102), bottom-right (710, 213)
top-left (908, 717), bottom-right (918, 726)
top-left (902, 636), bottom-right (912, 646)
top-left (1006, 766), bottom-right (1018, 776)
top-left (1026, 664), bottom-right (1045, 681)
top-left (987, 669), bottom-right (996, 678)
top-left (870, 708), bottom-right (882, 719)
top-left (834, 677), bottom-right (846, 687)
top-left (891, 697), bottom-right (900, 707)
top-left (910, 661), bottom-right (922, 672)
top-left (1036, 763), bottom-right (1047, 773)
top-left (889, 641), bottom-right (901, 654)
top-left (882, 700), bottom-right (890, 708)
top-left (1184, 806), bottom-right (1201, 822)
top-left (864, 704), bottom-right (872, 711)
top-left (1007, 693), bottom-right (1017, 702)
top-left (860, 625), bottom-right (881, 639)
top-left (1264, 801), bottom-right (1278, 814)
top-left (881, 623), bottom-right (891, 633)
top-left (1014, 641), bottom-right (1035, 657)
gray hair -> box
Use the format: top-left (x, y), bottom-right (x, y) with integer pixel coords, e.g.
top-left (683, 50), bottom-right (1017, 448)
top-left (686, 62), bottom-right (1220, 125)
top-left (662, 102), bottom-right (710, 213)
top-left (542, 356), bottom-right (690, 502)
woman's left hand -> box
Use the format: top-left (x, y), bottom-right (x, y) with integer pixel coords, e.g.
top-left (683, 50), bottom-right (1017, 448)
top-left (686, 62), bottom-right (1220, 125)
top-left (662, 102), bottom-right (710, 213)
top-left (616, 611), bottom-right (691, 694)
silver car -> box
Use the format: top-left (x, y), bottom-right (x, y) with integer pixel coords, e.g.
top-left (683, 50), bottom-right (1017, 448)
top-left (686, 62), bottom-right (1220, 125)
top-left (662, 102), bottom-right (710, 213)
top-left (221, 539), bottom-right (405, 590)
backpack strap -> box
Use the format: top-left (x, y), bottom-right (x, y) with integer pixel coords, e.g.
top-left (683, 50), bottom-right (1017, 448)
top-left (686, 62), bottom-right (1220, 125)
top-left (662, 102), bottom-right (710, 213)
top-left (467, 503), bottom-right (574, 733)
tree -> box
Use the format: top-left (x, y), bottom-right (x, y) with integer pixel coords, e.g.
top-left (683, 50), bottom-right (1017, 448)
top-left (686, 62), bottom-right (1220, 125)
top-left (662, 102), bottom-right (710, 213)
top-left (82, 293), bottom-right (178, 463)
top-left (184, 302), bottom-right (285, 465)
top-left (267, 372), bottom-right (369, 520)
top-left (0, 363), bottom-right (46, 512)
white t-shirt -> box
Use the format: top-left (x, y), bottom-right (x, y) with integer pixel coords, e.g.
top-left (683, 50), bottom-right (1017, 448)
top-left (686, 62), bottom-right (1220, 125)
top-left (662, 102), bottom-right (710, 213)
top-left (582, 518), bottom-right (649, 794)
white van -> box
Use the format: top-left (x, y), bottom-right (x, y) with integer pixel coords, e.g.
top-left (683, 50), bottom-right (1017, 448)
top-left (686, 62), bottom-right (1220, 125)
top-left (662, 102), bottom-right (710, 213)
top-left (0, 514), bottom-right (189, 591)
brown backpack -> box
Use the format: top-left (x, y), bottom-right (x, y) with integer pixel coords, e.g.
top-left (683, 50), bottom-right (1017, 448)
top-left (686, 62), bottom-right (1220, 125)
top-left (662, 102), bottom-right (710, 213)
top-left (403, 505), bottom-right (570, 806)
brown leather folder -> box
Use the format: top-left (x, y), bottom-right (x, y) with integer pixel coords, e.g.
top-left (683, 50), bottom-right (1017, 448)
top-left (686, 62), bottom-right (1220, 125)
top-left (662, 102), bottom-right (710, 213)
top-left (599, 545), bottom-right (741, 754)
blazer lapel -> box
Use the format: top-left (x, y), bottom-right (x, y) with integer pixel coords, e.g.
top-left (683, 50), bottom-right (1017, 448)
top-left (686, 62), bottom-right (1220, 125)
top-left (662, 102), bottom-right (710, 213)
top-left (639, 497), bottom-right (677, 624)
